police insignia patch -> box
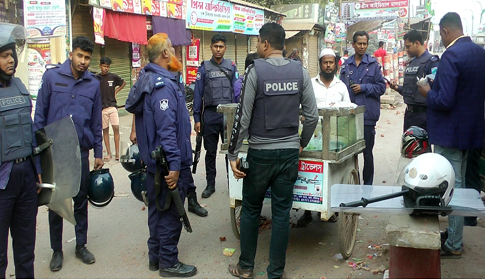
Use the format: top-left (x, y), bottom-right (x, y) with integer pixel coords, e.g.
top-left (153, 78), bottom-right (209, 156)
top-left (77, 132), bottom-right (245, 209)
top-left (160, 99), bottom-right (169, 111)
top-left (196, 72), bottom-right (201, 80)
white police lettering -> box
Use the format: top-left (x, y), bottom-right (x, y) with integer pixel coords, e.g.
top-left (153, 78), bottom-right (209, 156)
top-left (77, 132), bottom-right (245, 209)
top-left (159, 99), bottom-right (169, 111)
top-left (0, 96), bottom-right (26, 108)
top-left (406, 66), bottom-right (419, 73)
top-left (265, 82), bottom-right (299, 92)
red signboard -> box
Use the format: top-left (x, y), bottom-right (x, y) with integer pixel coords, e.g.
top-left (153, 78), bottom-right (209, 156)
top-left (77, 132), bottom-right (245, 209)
top-left (186, 66), bottom-right (198, 85)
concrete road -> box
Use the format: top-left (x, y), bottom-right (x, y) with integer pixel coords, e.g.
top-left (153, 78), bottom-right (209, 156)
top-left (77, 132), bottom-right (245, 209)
top-left (5, 94), bottom-right (485, 278)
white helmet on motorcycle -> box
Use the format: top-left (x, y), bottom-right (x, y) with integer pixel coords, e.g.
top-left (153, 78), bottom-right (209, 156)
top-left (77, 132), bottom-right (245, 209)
top-left (402, 153), bottom-right (455, 207)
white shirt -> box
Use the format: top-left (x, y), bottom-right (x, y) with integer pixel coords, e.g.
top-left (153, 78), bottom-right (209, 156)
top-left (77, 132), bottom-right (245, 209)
top-left (311, 75), bottom-right (354, 108)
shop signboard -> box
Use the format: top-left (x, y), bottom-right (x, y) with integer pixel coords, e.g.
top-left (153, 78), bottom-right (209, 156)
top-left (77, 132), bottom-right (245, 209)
top-left (186, 66), bottom-right (198, 85)
top-left (341, 0), bottom-right (408, 22)
top-left (232, 4), bottom-right (264, 35)
top-left (27, 41), bottom-right (51, 99)
top-left (132, 43), bottom-right (141, 67)
top-left (93, 7), bottom-right (105, 45)
top-left (185, 0), bottom-right (233, 32)
top-left (24, 0), bottom-right (66, 37)
top-left (186, 38), bottom-right (200, 66)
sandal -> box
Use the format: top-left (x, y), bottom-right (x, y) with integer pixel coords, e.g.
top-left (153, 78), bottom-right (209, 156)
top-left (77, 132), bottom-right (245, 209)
top-left (228, 263), bottom-right (253, 279)
top-left (103, 155), bottom-right (111, 162)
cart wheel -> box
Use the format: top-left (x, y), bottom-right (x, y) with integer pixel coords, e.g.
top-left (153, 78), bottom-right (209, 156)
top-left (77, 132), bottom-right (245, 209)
top-left (338, 169), bottom-right (360, 259)
top-left (338, 212), bottom-right (359, 259)
top-left (230, 200), bottom-right (242, 240)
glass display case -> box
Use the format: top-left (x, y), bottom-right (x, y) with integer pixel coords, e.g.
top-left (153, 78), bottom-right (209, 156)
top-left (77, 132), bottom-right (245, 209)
top-left (218, 104), bottom-right (365, 163)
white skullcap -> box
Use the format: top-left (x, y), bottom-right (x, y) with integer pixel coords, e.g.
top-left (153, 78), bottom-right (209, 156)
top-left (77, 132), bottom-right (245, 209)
top-left (319, 48), bottom-right (336, 59)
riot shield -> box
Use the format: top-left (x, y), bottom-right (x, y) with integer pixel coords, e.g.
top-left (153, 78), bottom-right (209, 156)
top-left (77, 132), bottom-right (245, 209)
top-left (35, 116), bottom-right (81, 225)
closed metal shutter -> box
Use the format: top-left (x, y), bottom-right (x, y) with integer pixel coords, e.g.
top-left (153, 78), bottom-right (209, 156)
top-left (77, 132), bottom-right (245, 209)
top-left (249, 36), bottom-right (258, 52)
top-left (235, 34), bottom-right (248, 73)
top-left (308, 35), bottom-right (319, 78)
top-left (71, 4), bottom-right (101, 73)
top-left (202, 31), bottom-right (213, 62)
top-left (224, 32), bottom-right (236, 63)
top-left (102, 38), bottom-right (131, 106)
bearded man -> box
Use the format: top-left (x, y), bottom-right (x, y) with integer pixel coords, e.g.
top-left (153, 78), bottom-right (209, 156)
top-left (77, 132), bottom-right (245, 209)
top-left (125, 33), bottom-right (197, 277)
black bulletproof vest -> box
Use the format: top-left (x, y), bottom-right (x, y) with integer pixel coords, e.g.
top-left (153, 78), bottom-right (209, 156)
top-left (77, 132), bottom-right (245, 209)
top-left (403, 52), bottom-right (434, 106)
top-left (203, 59), bottom-right (234, 106)
top-left (249, 59), bottom-right (303, 138)
top-left (0, 77), bottom-right (33, 163)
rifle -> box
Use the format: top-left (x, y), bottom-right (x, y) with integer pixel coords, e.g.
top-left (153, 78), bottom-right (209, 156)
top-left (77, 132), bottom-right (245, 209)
top-left (192, 104), bottom-right (204, 174)
top-left (151, 146), bottom-right (193, 233)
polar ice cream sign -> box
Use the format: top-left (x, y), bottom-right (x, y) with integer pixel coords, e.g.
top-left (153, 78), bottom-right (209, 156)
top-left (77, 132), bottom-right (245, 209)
top-left (341, 0), bottom-right (408, 22)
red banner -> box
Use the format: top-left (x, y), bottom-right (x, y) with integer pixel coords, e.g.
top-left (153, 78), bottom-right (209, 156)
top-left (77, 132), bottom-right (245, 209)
top-left (186, 66), bottom-right (198, 85)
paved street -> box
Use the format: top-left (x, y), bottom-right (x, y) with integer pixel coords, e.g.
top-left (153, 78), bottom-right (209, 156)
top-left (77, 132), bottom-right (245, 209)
top-left (5, 92), bottom-right (485, 279)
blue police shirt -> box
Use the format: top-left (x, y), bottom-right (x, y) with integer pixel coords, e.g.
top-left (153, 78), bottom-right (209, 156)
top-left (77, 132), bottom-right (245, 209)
top-left (132, 63), bottom-right (192, 174)
top-left (33, 59), bottom-right (103, 158)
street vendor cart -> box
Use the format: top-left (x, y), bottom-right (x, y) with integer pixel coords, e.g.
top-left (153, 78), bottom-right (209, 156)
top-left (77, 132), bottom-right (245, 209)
top-left (218, 104), bottom-right (366, 258)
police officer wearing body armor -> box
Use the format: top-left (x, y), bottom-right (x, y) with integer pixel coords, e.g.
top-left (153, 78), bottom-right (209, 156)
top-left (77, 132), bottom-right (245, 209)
top-left (34, 36), bottom-right (104, 272)
top-left (0, 23), bottom-right (38, 279)
top-left (227, 23), bottom-right (318, 279)
top-left (193, 34), bottom-right (238, 199)
top-left (125, 33), bottom-right (197, 277)
top-left (390, 30), bottom-right (439, 132)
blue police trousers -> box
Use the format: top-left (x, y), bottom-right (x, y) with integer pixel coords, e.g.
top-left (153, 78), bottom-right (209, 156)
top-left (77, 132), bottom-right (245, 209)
top-left (203, 110), bottom-right (225, 187)
top-left (146, 168), bottom-right (189, 268)
top-left (49, 153), bottom-right (90, 251)
top-left (0, 159), bottom-right (37, 279)
top-left (238, 148), bottom-right (299, 279)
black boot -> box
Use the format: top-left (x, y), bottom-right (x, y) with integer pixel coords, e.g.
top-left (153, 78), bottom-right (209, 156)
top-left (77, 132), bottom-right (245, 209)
top-left (187, 192), bottom-right (208, 217)
top-left (49, 251), bottom-right (63, 272)
top-left (297, 210), bottom-right (313, 227)
top-left (201, 185), bottom-right (215, 198)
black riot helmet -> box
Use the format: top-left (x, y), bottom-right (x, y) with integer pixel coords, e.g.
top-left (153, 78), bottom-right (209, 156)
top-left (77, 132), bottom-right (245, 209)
top-left (120, 143), bottom-right (145, 172)
top-left (0, 23), bottom-right (27, 78)
top-left (88, 169), bottom-right (115, 208)
top-left (129, 169), bottom-right (147, 203)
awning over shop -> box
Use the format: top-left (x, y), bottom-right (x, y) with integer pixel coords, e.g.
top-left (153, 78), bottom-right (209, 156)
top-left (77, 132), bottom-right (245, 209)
top-left (285, 30), bottom-right (299, 39)
top-left (152, 17), bottom-right (192, 46)
top-left (104, 10), bottom-right (147, 45)
top-left (346, 20), bottom-right (392, 39)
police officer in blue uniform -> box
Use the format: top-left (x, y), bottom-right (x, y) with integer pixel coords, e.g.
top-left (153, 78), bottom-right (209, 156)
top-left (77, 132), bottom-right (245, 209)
top-left (125, 33), bottom-right (197, 277)
top-left (193, 34), bottom-right (238, 198)
top-left (340, 31), bottom-right (386, 186)
top-left (0, 23), bottom-right (38, 279)
top-left (390, 30), bottom-right (439, 132)
top-left (34, 36), bottom-right (104, 272)
top-left (227, 23), bottom-right (319, 279)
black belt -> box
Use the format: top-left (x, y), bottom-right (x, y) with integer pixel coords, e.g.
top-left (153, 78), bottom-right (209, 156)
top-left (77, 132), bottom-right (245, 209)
top-left (205, 106), bottom-right (218, 112)
top-left (14, 157), bottom-right (28, 164)
top-left (407, 105), bottom-right (427, 113)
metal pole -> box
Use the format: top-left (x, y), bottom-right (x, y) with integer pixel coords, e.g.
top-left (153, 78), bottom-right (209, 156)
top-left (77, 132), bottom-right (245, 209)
top-left (473, 1), bottom-right (483, 24)
top-left (465, 9), bottom-right (475, 35)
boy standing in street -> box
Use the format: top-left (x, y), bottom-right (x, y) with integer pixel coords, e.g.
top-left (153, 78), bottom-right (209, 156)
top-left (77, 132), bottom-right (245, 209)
top-left (99, 57), bottom-right (126, 161)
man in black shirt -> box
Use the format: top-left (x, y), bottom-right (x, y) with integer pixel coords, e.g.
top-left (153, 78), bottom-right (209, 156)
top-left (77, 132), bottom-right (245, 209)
top-left (99, 57), bottom-right (126, 161)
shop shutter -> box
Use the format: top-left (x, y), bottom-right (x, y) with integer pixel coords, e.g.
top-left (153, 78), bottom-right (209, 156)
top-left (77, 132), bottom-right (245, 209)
top-left (249, 36), bottom-right (258, 52)
top-left (102, 37), bottom-right (131, 106)
top-left (308, 35), bottom-right (319, 78)
top-left (72, 4), bottom-right (101, 73)
top-left (202, 31), bottom-right (213, 62)
top-left (224, 32), bottom-right (236, 63)
top-left (235, 34), bottom-right (248, 73)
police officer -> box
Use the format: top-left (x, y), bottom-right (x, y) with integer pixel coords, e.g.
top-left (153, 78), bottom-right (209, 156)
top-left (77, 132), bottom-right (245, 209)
top-left (390, 29), bottom-right (439, 132)
top-left (125, 33), bottom-right (197, 277)
top-left (227, 23), bottom-right (318, 279)
top-left (0, 23), bottom-right (38, 279)
top-left (340, 31), bottom-right (386, 186)
top-left (34, 36), bottom-right (104, 271)
top-left (193, 34), bottom-right (238, 199)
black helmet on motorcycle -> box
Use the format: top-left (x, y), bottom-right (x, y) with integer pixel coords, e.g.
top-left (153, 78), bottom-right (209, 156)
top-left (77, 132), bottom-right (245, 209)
top-left (129, 169), bottom-right (147, 203)
top-left (120, 143), bottom-right (144, 172)
top-left (402, 126), bottom-right (430, 159)
top-left (88, 168), bottom-right (115, 207)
